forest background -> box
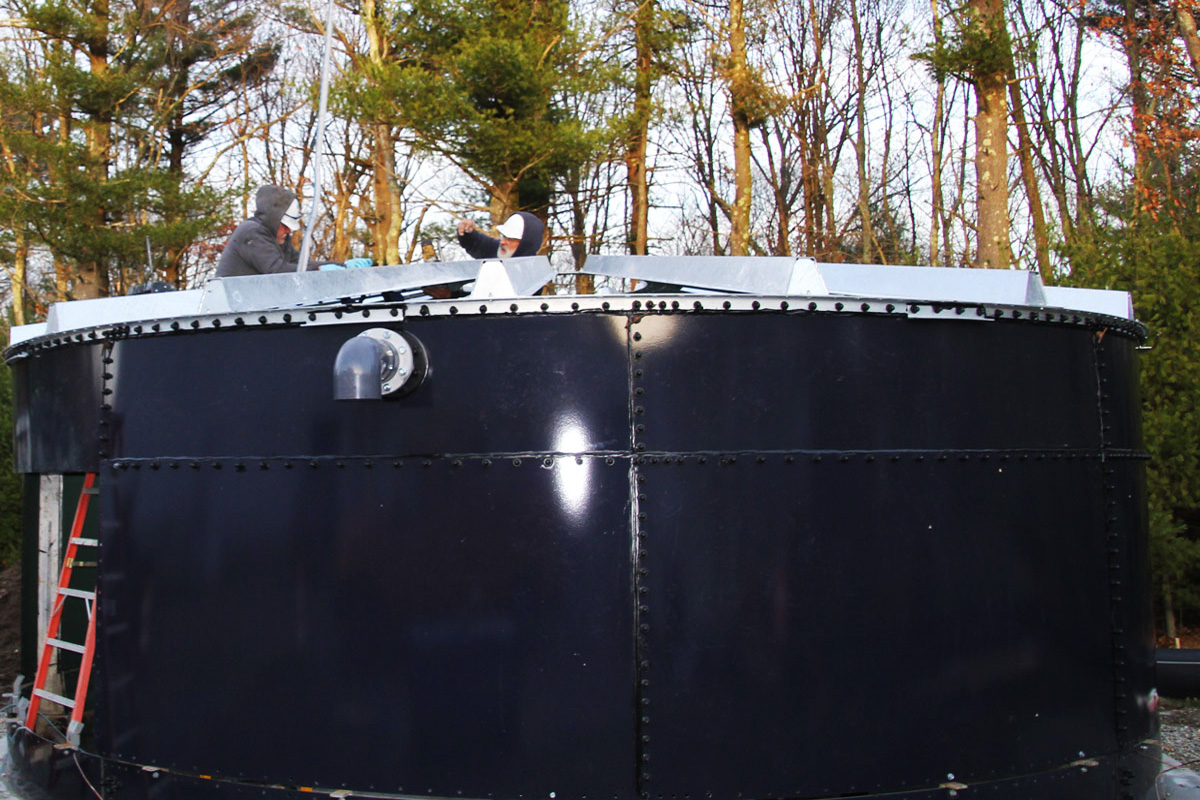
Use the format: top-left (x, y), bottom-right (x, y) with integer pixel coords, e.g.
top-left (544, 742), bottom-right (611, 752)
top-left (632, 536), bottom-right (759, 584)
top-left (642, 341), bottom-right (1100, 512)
top-left (0, 0), bottom-right (1199, 636)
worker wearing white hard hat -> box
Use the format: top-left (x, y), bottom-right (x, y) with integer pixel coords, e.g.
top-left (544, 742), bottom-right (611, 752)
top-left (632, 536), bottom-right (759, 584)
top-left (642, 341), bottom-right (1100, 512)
top-left (216, 186), bottom-right (305, 278)
top-left (215, 186), bottom-right (369, 277)
top-left (456, 211), bottom-right (545, 260)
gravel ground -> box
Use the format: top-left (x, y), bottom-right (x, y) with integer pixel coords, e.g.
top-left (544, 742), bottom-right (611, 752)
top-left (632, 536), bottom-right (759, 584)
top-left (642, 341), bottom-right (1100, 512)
top-left (1160, 700), bottom-right (1200, 769)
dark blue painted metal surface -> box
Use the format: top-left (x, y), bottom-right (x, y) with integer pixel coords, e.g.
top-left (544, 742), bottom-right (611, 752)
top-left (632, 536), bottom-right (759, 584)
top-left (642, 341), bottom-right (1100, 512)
top-left (10, 342), bottom-right (103, 473)
top-left (640, 457), bottom-right (1116, 796)
top-left (3, 304), bottom-right (1160, 800)
top-left (96, 457), bottom-right (635, 796)
top-left (630, 314), bottom-right (1106, 452)
top-left (107, 316), bottom-right (630, 459)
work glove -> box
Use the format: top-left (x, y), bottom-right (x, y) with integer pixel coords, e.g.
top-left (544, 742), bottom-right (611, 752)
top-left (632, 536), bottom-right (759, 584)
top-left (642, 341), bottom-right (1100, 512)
top-left (344, 257), bottom-right (373, 269)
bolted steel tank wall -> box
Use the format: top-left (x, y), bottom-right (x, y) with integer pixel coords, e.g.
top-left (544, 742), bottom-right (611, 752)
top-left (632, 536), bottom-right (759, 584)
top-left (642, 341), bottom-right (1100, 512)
top-left (7, 304), bottom-right (1157, 800)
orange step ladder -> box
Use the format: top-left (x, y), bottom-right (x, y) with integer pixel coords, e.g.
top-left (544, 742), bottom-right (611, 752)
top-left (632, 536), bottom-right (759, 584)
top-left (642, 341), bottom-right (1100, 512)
top-left (25, 473), bottom-right (99, 745)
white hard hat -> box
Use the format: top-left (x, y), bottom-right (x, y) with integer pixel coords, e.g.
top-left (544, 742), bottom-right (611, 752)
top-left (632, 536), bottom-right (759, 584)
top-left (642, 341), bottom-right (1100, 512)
top-left (281, 198), bottom-right (301, 231)
top-left (496, 214), bottom-right (524, 240)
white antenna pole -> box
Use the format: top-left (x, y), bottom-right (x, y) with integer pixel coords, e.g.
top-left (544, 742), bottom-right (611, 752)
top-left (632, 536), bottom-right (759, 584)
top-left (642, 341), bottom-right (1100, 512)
top-left (297, 0), bottom-right (337, 272)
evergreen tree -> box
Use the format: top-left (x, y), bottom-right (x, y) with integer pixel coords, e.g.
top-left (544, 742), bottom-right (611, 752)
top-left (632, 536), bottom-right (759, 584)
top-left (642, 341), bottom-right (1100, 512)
top-left (0, 0), bottom-right (278, 301)
top-left (0, 330), bottom-right (21, 568)
top-left (134, 0), bottom-right (280, 285)
top-left (1079, 0), bottom-right (1200, 636)
top-left (337, 0), bottom-right (616, 225)
top-left (1066, 190), bottom-right (1200, 638)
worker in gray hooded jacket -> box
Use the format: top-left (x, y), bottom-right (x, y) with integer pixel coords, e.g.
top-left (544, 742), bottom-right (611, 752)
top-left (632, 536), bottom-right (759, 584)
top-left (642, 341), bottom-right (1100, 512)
top-left (216, 185), bottom-right (304, 278)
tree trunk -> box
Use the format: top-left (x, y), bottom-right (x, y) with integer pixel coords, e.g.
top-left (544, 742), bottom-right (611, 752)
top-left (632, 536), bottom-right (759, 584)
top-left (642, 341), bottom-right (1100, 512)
top-left (625, 0), bottom-right (654, 256)
top-left (54, 255), bottom-right (69, 304)
top-left (0, 125), bottom-right (31, 319)
top-left (1123, 0), bottom-right (1151, 192)
top-left (363, 0), bottom-right (404, 266)
top-left (1175, 1), bottom-right (1200, 82)
top-left (971, 0), bottom-right (1011, 270)
top-left (331, 172), bottom-right (353, 262)
top-left (850, 0), bottom-right (874, 262)
top-left (758, 126), bottom-right (791, 256)
top-left (930, 0), bottom-right (946, 266)
top-left (822, 159), bottom-right (838, 260)
top-left (708, 190), bottom-right (724, 256)
top-left (77, 0), bottom-right (112, 299)
top-left (12, 229), bottom-right (27, 326)
top-left (1165, 575), bottom-right (1179, 641)
top-left (490, 181), bottom-right (519, 226)
top-left (1008, 75), bottom-right (1051, 279)
top-left (162, 0), bottom-right (192, 286)
top-left (368, 124), bottom-right (402, 265)
top-left (566, 169), bottom-right (593, 291)
top-left (727, 0), bottom-right (752, 256)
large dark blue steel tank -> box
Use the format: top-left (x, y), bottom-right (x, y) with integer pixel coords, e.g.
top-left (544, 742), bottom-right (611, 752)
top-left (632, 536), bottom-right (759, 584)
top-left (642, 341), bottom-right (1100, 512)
top-left (2, 256), bottom-right (1168, 800)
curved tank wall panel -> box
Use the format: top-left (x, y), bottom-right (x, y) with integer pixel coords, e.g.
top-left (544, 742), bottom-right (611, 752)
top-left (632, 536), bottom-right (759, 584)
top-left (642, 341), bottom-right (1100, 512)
top-left (0, 260), bottom-right (1170, 800)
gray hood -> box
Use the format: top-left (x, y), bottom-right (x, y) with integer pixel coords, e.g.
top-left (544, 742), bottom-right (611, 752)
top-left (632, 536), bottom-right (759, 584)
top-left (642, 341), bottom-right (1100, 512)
top-left (253, 185), bottom-right (297, 232)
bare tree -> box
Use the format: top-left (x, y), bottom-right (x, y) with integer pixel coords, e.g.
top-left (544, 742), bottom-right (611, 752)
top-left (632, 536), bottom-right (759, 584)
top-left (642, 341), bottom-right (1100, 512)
top-left (969, 0), bottom-right (1011, 269)
top-left (348, 0), bottom-right (405, 265)
top-left (625, 0), bottom-right (656, 255)
top-left (726, 0), bottom-right (753, 255)
top-left (849, 0), bottom-right (875, 261)
top-left (929, 0), bottom-right (948, 265)
top-left (1010, 0), bottom-right (1111, 265)
top-left (663, 17), bottom-right (728, 255)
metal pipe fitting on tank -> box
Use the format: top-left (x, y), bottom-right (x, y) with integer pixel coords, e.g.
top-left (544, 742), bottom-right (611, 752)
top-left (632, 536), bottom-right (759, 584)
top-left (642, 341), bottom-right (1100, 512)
top-left (333, 328), bottom-right (428, 400)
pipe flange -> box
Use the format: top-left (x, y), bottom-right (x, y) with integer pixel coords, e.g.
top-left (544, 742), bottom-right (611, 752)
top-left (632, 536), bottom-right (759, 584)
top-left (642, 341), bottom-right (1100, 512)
top-left (356, 328), bottom-right (428, 397)
top-left (333, 328), bottom-right (429, 400)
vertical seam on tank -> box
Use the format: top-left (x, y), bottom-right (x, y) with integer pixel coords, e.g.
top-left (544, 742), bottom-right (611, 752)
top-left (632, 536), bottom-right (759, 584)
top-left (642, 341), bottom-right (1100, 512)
top-left (98, 339), bottom-right (115, 464)
top-left (95, 337), bottom-right (115, 742)
top-left (629, 311), bottom-right (650, 798)
top-left (1094, 330), bottom-right (1130, 743)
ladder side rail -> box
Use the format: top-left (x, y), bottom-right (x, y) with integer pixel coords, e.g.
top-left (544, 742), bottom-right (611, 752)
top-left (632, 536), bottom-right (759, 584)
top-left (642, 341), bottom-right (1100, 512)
top-left (66, 595), bottom-right (98, 745)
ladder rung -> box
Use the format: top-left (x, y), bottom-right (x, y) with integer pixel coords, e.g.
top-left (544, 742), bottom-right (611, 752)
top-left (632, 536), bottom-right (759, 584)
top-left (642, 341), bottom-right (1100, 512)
top-left (69, 537), bottom-right (98, 547)
top-left (32, 688), bottom-right (75, 708)
top-left (58, 588), bottom-right (95, 600)
top-left (46, 638), bottom-right (86, 654)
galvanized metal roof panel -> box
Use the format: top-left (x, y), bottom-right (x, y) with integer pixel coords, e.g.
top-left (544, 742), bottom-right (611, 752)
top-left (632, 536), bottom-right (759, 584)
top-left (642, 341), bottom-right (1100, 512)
top-left (13, 256), bottom-right (1136, 348)
top-left (585, 255), bottom-right (799, 294)
top-left (1042, 285), bottom-right (1135, 320)
top-left (585, 256), bottom-right (1132, 320)
top-left (201, 257), bottom-right (555, 314)
top-left (9, 322), bottom-right (48, 346)
top-left (42, 290), bottom-right (205, 338)
top-left (798, 262), bottom-right (1049, 308)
